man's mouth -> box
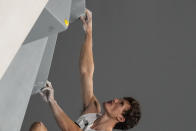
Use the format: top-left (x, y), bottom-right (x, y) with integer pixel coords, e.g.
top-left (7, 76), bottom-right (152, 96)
top-left (107, 100), bottom-right (113, 104)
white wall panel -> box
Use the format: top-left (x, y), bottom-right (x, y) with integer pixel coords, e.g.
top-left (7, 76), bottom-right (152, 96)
top-left (0, 0), bottom-right (48, 79)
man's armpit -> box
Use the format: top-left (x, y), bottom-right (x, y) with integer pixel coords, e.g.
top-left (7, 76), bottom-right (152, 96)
top-left (81, 97), bottom-right (101, 115)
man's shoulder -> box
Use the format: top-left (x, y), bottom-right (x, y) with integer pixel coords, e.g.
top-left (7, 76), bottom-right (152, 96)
top-left (79, 112), bottom-right (102, 118)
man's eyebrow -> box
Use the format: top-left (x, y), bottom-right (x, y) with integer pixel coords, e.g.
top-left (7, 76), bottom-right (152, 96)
top-left (124, 100), bottom-right (131, 109)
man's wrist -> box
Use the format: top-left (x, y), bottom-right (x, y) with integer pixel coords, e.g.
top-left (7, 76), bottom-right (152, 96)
top-left (49, 98), bottom-right (56, 105)
top-left (86, 30), bottom-right (92, 37)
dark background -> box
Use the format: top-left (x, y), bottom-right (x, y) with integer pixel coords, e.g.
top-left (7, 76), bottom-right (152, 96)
top-left (22, 0), bottom-right (196, 131)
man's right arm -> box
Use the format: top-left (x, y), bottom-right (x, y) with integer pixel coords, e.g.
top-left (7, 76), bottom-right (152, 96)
top-left (79, 9), bottom-right (101, 115)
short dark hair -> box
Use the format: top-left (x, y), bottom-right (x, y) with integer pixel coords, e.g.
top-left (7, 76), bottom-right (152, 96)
top-left (114, 97), bottom-right (141, 130)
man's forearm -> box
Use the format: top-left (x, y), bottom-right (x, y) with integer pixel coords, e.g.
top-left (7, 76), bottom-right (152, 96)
top-left (79, 31), bottom-right (94, 75)
top-left (49, 99), bottom-right (78, 131)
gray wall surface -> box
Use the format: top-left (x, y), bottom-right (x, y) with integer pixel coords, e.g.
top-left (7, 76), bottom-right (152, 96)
top-left (21, 0), bottom-right (196, 131)
top-left (0, 37), bottom-right (49, 131)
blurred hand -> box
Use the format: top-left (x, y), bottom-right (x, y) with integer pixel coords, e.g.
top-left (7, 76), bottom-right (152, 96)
top-left (40, 80), bottom-right (54, 103)
top-left (80, 9), bottom-right (92, 33)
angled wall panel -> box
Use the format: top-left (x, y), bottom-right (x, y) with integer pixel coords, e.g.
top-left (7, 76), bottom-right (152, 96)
top-left (31, 0), bottom-right (86, 94)
top-left (23, 9), bottom-right (66, 44)
top-left (32, 34), bottom-right (58, 94)
top-left (0, 37), bottom-right (48, 131)
top-left (46, 0), bottom-right (72, 25)
top-left (0, 0), bottom-right (86, 130)
top-left (69, 0), bottom-right (85, 23)
top-left (0, 0), bottom-right (48, 80)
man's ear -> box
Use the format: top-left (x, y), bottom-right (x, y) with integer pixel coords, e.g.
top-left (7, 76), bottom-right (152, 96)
top-left (117, 115), bottom-right (125, 122)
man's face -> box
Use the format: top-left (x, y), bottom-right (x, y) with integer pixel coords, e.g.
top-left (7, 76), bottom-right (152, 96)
top-left (103, 98), bottom-right (131, 122)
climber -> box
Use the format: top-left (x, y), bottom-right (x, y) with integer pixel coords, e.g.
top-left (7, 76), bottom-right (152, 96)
top-left (30, 9), bottom-right (141, 131)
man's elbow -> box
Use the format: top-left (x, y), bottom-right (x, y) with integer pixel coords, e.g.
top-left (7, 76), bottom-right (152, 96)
top-left (79, 68), bottom-right (94, 76)
top-left (79, 63), bottom-right (94, 75)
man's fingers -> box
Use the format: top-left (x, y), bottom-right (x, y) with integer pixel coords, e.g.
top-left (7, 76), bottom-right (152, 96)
top-left (46, 81), bottom-right (51, 86)
top-left (86, 9), bottom-right (92, 16)
top-left (81, 9), bottom-right (92, 24)
top-left (39, 90), bottom-right (49, 102)
top-left (46, 80), bottom-right (51, 84)
top-left (40, 81), bottom-right (54, 103)
top-left (85, 9), bottom-right (92, 21)
top-left (41, 87), bottom-right (52, 92)
top-left (45, 81), bottom-right (53, 89)
top-left (41, 87), bottom-right (48, 92)
top-left (85, 8), bottom-right (91, 15)
top-left (80, 15), bottom-right (86, 24)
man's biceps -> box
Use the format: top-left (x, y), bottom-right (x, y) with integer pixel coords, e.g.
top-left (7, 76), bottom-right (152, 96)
top-left (80, 75), bottom-right (93, 89)
top-left (81, 75), bottom-right (94, 101)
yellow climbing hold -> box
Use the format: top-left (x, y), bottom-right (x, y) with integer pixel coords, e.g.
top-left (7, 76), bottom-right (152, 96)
top-left (64, 19), bottom-right (69, 26)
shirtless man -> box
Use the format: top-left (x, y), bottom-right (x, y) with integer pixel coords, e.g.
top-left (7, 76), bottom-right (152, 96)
top-left (30, 9), bottom-right (141, 131)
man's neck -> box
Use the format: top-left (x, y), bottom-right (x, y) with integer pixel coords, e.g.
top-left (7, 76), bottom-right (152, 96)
top-left (91, 113), bottom-right (117, 131)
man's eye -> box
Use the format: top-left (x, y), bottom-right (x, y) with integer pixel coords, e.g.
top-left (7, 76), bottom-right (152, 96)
top-left (120, 102), bottom-right (124, 105)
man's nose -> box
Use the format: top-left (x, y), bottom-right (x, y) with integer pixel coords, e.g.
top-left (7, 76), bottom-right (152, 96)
top-left (113, 98), bottom-right (118, 103)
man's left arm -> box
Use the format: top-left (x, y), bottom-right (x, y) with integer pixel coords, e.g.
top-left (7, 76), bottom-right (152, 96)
top-left (40, 81), bottom-right (82, 131)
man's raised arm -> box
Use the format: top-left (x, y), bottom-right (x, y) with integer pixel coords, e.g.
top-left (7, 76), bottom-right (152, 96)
top-left (79, 9), bottom-right (101, 114)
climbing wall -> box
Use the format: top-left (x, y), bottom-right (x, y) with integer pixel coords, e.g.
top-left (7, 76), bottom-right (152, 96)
top-left (0, 0), bottom-right (85, 130)
top-left (0, 0), bottom-right (48, 80)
